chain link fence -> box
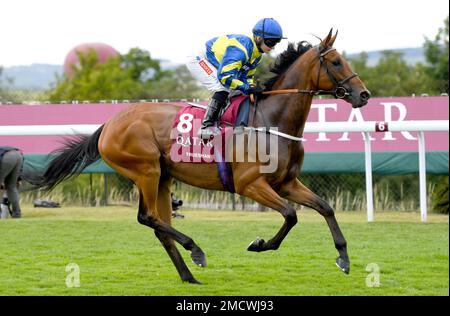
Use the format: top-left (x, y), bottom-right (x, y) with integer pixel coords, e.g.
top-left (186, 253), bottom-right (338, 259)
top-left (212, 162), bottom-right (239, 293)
top-left (20, 172), bottom-right (448, 213)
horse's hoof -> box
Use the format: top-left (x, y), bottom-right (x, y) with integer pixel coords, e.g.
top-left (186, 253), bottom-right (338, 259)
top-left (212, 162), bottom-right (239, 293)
top-left (247, 238), bottom-right (265, 252)
top-left (191, 249), bottom-right (207, 267)
top-left (335, 257), bottom-right (350, 274)
top-left (183, 277), bottom-right (202, 285)
top-left (188, 278), bottom-right (202, 285)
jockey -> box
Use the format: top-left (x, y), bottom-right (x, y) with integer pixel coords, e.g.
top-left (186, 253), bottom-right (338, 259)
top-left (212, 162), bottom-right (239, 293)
top-left (186, 18), bottom-right (286, 139)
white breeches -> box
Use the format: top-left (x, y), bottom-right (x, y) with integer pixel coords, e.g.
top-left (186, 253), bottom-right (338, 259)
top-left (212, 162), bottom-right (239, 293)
top-left (186, 51), bottom-right (229, 93)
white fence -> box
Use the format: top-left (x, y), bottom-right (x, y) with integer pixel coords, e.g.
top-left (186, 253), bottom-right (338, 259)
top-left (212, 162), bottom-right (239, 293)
top-left (1, 120), bottom-right (448, 222)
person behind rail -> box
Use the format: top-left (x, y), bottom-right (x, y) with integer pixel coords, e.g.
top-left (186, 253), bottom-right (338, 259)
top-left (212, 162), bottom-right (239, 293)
top-left (0, 147), bottom-right (24, 219)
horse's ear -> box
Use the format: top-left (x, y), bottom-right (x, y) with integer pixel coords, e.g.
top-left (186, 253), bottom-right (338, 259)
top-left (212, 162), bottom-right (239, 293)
top-left (329, 29), bottom-right (338, 47)
top-left (320, 28), bottom-right (334, 50)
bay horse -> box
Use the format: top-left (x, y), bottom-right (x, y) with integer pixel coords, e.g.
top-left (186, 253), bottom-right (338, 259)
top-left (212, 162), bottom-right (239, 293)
top-left (35, 29), bottom-right (370, 284)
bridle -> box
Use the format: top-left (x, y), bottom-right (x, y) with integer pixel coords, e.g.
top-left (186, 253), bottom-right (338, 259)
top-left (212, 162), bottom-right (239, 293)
top-left (260, 46), bottom-right (359, 99)
top-left (313, 47), bottom-right (359, 98)
top-left (247, 46), bottom-right (360, 142)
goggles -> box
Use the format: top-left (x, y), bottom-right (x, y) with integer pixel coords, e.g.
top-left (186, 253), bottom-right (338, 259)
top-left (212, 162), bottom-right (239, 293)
top-left (264, 38), bottom-right (281, 48)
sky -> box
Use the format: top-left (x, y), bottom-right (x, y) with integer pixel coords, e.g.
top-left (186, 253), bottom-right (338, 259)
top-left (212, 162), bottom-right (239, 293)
top-left (0, 0), bottom-right (448, 67)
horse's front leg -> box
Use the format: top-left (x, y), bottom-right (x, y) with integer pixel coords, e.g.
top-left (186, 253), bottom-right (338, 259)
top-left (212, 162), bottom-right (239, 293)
top-left (279, 178), bottom-right (350, 274)
top-left (238, 177), bottom-right (298, 252)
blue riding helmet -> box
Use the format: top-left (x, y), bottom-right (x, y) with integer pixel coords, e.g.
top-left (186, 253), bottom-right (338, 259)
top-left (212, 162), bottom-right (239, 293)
top-left (252, 18), bottom-right (287, 39)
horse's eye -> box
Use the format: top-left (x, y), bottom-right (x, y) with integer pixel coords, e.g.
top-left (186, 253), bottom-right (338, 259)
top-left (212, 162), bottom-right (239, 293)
top-left (332, 59), bottom-right (341, 66)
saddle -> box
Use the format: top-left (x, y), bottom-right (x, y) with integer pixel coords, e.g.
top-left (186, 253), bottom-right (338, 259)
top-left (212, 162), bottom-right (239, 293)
top-left (220, 91), bottom-right (251, 127)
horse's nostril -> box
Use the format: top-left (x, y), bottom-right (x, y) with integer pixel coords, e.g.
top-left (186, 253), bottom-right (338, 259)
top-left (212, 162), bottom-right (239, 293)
top-left (360, 91), bottom-right (371, 101)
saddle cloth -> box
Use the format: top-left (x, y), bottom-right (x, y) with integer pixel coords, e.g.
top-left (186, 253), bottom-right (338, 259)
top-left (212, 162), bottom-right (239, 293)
top-left (170, 96), bottom-right (249, 164)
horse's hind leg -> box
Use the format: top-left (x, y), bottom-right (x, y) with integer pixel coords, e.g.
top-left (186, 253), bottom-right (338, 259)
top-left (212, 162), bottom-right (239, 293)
top-left (153, 176), bottom-right (201, 284)
top-left (279, 179), bottom-right (350, 274)
top-left (136, 167), bottom-right (206, 269)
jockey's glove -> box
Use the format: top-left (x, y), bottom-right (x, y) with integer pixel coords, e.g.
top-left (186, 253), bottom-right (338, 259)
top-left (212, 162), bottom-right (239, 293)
top-left (247, 84), bottom-right (265, 96)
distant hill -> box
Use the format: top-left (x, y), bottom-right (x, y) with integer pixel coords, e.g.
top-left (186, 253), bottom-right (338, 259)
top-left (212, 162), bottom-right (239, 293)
top-left (347, 47), bottom-right (425, 66)
top-left (3, 64), bottom-right (62, 90)
top-left (2, 48), bottom-right (425, 90)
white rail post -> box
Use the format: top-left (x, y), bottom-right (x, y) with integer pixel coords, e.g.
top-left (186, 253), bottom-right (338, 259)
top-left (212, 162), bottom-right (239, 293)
top-left (417, 131), bottom-right (427, 222)
top-left (364, 131), bottom-right (374, 222)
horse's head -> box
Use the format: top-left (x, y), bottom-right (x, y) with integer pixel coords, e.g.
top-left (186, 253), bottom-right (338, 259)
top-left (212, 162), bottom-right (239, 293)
top-left (311, 29), bottom-right (371, 108)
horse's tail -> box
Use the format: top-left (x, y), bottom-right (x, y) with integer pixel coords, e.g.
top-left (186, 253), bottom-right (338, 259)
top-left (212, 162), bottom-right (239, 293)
top-left (30, 125), bottom-right (104, 191)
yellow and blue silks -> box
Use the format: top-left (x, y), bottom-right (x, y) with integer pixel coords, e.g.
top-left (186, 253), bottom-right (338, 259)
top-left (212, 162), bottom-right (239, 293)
top-left (205, 34), bottom-right (262, 93)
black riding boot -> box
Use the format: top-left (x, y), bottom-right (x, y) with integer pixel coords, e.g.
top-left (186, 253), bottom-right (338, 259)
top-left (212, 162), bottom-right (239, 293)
top-left (198, 91), bottom-right (228, 139)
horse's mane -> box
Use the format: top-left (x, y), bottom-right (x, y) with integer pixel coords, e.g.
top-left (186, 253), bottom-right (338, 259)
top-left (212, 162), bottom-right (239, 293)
top-left (263, 41), bottom-right (313, 92)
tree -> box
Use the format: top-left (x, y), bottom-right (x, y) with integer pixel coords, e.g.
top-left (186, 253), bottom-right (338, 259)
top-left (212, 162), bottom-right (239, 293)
top-left (49, 49), bottom-right (144, 101)
top-left (423, 16), bottom-right (449, 94)
top-left (147, 65), bottom-right (208, 100)
top-left (121, 47), bottom-right (165, 82)
top-left (431, 175), bottom-right (449, 214)
top-left (0, 66), bottom-right (4, 102)
top-left (0, 66), bottom-right (19, 103)
top-left (49, 47), bottom-right (208, 102)
top-left (0, 66), bottom-right (11, 89)
top-left (49, 48), bottom-right (177, 102)
top-left (254, 54), bottom-right (276, 84)
top-left (0, 66), bottom-right (3, 91)
top-left (348, 50), bottom-right (431, 97)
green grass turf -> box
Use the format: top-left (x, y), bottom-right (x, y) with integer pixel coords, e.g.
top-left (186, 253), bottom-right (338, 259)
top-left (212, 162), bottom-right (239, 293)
top-left (0, 206), bottom-right (448, 296)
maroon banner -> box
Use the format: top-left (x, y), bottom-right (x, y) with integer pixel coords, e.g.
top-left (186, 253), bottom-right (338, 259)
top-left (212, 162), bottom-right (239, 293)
top-left (0, 96), bottom-right (448, 154)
